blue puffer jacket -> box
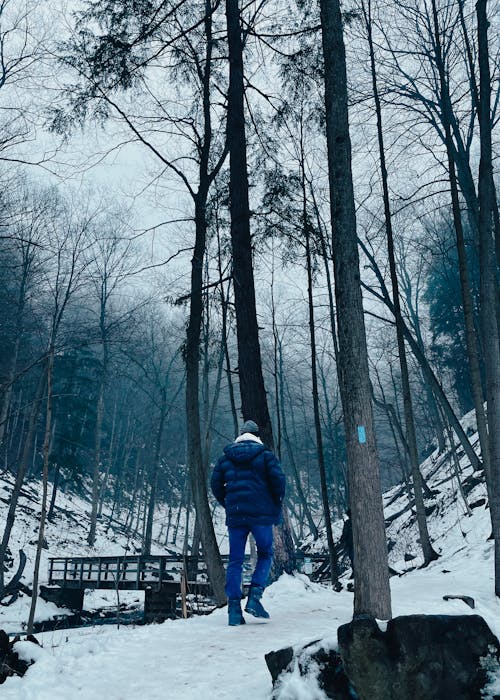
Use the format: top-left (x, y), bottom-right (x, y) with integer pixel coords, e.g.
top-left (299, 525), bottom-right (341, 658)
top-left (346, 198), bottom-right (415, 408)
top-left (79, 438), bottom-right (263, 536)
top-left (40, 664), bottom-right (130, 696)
top-left (211, 439), bottom-right (285, 527)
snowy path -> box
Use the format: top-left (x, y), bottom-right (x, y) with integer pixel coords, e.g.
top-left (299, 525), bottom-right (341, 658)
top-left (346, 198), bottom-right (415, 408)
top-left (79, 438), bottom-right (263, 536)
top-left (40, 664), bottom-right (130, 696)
top-left (4, 537), bottom-right (500, 700)
top-left (3, 576), bottom-right (350, 700)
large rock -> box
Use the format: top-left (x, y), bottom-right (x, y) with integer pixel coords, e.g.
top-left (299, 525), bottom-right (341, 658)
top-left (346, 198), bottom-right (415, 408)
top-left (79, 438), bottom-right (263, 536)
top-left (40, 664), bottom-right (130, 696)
top-left (338, 614), bottom-right (500, 700)
top-left (265, 640), bottom-right (356, 699)
top-left (266, 614), bottom-right (500, 700)
top-left (0, 629), bottom-right (40, 684)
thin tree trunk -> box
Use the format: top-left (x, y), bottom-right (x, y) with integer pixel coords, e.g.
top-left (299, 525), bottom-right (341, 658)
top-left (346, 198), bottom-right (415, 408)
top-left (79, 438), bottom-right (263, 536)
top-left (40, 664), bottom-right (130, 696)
top-left (124, 449), bottom-right (141, 533)
top-left (88, 373), bottom-right (105, 546)
top-left (144, 389), bottom-right (167, 555)
top-left (361, 241), bottom-right (482, 473)
top-left (319, 0), bottom-right (391, 618)
top-left (430, 0), bottom-right (490, 483)
top-left (304, 211), bottom-right (340, 588)
top-left (27, 350), bottom-right (54, 633)
top-left (0, 371), bottom-right (45, 595)
top-left (364, 0), bottom-right (438, 566)
top-left (216, 222), bottom-right (239, 439)
top-left (225, 0), bottom-right (295, 575)
top-left (47, 461), bottom-right (60, 522)
top-left (444, 420), bottom-right (472, 517)
top-left (476, 0), bottom-right (500, 597)
top-left (98, 399), bottom-right (118, 518)
top-left (278, 345), bottom-right (319, 539)
top-left (183, 0), bottom-right (226, 603)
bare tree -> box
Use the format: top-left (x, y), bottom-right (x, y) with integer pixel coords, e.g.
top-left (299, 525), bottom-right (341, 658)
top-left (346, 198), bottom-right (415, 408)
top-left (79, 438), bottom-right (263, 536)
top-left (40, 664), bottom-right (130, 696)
top-left (476, 0), bottom-right (500, 597)
top-left (27, 199), bottom-right (90, 633)
top-left (86, 223), bottom-right (137, 546)
top-left (362, 0), bottom-right (438, 565)
top-left (319, 0), bottom-right (391, 618)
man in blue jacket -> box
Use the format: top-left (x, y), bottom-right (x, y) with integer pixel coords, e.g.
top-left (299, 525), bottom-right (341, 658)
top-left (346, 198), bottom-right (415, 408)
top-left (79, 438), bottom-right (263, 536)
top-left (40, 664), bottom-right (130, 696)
top-left (211, 419), bottom-right (286, 626)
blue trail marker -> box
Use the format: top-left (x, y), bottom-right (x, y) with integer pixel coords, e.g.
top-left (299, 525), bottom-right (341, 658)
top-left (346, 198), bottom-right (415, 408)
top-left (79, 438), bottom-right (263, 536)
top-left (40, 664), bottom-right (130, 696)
top-left (357, 426), bottom-right (367, 444)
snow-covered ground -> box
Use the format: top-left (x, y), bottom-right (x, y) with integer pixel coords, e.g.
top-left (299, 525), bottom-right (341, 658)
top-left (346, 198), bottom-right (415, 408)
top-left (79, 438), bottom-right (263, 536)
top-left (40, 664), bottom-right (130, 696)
top-left (3, 539), bottom-right (499, 700)
top-left (2, 409), bottom-right (500, 698)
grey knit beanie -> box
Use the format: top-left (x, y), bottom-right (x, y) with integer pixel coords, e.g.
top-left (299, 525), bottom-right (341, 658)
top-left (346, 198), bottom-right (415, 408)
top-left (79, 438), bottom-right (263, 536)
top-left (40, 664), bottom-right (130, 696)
top-left (240, 419), bottom-right (259, 436)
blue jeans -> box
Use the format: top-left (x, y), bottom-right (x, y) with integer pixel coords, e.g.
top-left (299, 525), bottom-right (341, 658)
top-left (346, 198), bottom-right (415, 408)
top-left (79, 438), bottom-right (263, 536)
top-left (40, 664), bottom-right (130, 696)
top-left (225, 525), bottom-right (274, 599)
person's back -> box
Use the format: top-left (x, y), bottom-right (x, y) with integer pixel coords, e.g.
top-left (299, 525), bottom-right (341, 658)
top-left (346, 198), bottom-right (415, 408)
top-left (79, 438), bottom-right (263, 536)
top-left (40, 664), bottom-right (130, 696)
top-left (211, 420), bottom-right (285, 626)
top-left (213, 434), bottom-right (283, 527)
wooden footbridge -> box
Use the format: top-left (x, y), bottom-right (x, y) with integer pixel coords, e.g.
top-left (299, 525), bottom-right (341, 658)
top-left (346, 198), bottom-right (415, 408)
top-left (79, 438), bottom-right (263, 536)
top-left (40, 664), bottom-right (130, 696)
top-left (42, 552), bottom-right (329, 623)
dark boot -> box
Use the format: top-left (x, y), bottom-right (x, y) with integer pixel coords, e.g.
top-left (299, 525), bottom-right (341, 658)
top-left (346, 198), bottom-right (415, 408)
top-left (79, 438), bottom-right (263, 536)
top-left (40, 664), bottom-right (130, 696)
top-left (228, 598), bottom-right (246, 626)
top-left (245, 585), bottom-right (270, 619)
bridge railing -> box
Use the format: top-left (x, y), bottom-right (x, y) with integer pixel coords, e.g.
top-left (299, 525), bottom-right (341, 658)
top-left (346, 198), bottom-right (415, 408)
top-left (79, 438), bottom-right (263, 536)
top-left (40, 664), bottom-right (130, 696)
top-left (48, 552), bottom-right (330, 591)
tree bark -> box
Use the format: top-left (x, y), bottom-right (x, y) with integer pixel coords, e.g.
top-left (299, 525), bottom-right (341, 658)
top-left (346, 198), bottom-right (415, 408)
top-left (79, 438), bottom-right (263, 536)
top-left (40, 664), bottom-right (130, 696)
top-left (476, 0), bottom-right (500, 597)
top-left (319, 0), bottom-right (391, 618)
top-left (0, 370), bottom-right (45, 595)
top-left (143, 388), bottom-right (167, 555)
top-left (225, 0), bottom-right (272, 441)
top-left (305, 214), bottom-right (340, 587)
top-left (183, 0), bottom-right (227, 604)
top-left (27, 350), bottom-right (54, 634)
top-left (278, 344), bottom-right (319, 539)
top-left (225, 0), bottom-right (295, 575)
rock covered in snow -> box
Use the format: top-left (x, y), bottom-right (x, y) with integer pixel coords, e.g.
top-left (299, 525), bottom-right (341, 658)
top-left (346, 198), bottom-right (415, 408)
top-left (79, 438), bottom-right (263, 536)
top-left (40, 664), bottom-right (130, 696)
top-left (268, 614), bottom-right (500, 700)
top-left (0, 629), bottom-right (41, 684)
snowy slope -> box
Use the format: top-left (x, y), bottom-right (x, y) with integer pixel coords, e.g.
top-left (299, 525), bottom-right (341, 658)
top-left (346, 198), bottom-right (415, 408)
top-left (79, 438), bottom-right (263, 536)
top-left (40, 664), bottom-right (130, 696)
top-left (0, 474), bottom-right (227, 631)
top-left (2, 410), bottom-right (500, 699)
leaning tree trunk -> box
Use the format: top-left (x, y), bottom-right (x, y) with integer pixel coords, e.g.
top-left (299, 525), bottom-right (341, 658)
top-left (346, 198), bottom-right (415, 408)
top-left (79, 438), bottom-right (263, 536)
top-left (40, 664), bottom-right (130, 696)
top-left (225, 0), bottom-right (295, 575)
top-left (319, 0), bottom-right (391, 618)
top-left (360, 239), bottom-right (482, 474)
top-left (476, 0), bottom-right (500, 597)
top-left (365, 0), bottom-right (438, 565)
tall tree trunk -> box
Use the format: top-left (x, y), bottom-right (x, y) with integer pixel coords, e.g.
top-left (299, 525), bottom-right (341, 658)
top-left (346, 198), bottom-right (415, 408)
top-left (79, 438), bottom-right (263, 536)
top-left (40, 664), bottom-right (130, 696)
top-left (0, 263), bottom-right (29, 452)
top-left (430, 0), bottom-right (490, 483)
top-left (225, 0), bottom-right (295, 575)
top-left (476, 0), bottom-right (500, 597)
top-left (319, 0), bottom-right (391, 618)
top-left (185, 197), bottom-right (226, 604)
top-left (0, 370), bottom-right (45, 595)
top-left (225, 0), bottom-right (272, 441)
top-left (183, 0), bottom-right (226, 603)
top-left (364, 0), bottom-right (437, 565)
top-left (98, 399), bottom-right (118, 518)
top-left (143, 388), bottom-right (167, 555)
top-left (27, 350), bottom-right (54, 634)
top-left (278, 345), bottom-right (319, 539)
top-left (88, 370), bottom-right (105, 546)
top-left (304, 214), bottom-right (340, 588)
